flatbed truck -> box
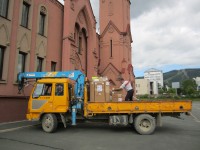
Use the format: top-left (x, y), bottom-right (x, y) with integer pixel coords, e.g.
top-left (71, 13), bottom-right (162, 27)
top-left (18, 70), bottom-right (192, 135)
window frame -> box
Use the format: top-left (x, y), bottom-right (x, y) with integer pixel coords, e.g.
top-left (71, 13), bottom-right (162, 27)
top-left (21, 1), bottom-right (30, 28)
top-left (18, 51), bottom-right (26, 73)
top-left (51, 61), bottom-right (56, 71)
top-left (36, 56), bottom-right (43, 72)
top-left (39, 12), bottom-right (46, 36)
top-left (55, 83), bottom-right (64, 96)
top-left (32, 83), bottom-right (52, 98)
top-left (0, 0), bottom-right (9, 18)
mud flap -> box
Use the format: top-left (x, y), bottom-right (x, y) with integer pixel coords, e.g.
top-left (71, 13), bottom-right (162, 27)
top-left (60, 113), bottom-right (67, 128)
top-left (156, 113), bottom-right (162, 127)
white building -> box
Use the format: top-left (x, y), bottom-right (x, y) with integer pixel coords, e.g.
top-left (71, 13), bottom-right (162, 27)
top-left (144, 68), bottom-right (164, 95)
top-left (135, 79), bottom-right (150, 95)
top-left (193, 77), bottom-right (200, 91)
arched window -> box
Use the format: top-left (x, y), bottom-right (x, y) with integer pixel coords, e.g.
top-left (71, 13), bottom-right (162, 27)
top-left (74, 23), bottom-right (81, 54)
top-left (82, 28), bottom-right (87, 53)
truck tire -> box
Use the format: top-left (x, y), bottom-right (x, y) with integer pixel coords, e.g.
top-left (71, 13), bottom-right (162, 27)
top-left (134, 114), bottom-right (156, 135)
top-left (41, 114), bottom-right (58, 133)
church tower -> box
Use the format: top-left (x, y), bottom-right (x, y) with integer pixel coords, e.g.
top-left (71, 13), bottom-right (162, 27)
top-left (99, 0), bottom-right (134, 87)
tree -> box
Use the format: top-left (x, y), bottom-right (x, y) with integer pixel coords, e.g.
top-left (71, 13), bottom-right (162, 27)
top-left (167, 88), bottom-right (176, 95)
top-left (181, 79), bottom-right (197, 95)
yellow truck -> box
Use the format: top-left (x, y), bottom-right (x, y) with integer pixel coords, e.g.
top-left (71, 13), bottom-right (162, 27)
top-left (18, 70), bottom-right (192, 135)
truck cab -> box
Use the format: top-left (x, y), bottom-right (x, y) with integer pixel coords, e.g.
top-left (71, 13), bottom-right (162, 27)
top-left (27, 78), bottom-right (74, 121)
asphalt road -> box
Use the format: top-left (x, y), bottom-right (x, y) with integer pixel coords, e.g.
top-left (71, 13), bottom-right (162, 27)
top-left (0, 101), bottom-right (200, 150)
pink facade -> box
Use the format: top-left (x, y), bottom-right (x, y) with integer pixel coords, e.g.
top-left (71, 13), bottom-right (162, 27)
top-left (0, 0), bottom-right (63, 97)
top-left (99, 0), bottom-right (134, 87)
top-left (62, 0), bottom-right (98, 79)
top-left (0, 0), bottom-right (134, 122)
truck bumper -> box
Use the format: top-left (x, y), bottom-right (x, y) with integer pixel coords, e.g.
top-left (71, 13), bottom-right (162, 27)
top-left (26, 113), bottom-right (40, 121)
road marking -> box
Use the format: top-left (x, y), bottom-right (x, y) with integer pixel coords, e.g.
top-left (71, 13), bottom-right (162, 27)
top-left (190, 112), bottom-right (200, 123)
top-left (0, 120), bottom-right (27, 126)
top-left (0, 124), bottom-right (38, 133)
top-left (192, 106), bottom-right (200, 110)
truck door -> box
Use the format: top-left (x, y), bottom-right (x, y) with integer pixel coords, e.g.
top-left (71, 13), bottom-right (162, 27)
top-left (54, 83), bottom-right (68, 112)
top-left (31, 83), bottom-right (53, 112)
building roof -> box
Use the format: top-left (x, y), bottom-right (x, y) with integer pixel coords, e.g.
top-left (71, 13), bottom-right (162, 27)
top-left (144, 68), bottom-right (162, 73)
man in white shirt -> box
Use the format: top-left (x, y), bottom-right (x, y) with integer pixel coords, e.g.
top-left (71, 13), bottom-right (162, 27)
top-left (113, 78), bottom-right (134, 101)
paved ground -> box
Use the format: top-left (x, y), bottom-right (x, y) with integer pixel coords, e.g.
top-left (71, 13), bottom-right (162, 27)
top-left (0, 101), bottom-right (200, 150)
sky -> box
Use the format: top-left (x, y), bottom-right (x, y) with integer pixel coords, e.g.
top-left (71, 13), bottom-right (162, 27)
top-left (59, 0), bottom-right (200, 77)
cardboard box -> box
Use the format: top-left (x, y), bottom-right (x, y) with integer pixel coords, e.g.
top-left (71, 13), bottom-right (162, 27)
top-left (94, 81), bottom-right (105, 102)
top-left (112, 90), bottom-right (124, 102)
top-left (90, 78), bottom-right (111, 102)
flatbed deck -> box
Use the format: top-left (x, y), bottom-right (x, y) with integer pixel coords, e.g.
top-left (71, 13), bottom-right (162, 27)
top-left (84, 100), bottom-right (192, 116)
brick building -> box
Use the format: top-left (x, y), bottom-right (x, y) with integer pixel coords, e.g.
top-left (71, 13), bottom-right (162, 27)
top-left (0, 0), bottom-right (134, 123)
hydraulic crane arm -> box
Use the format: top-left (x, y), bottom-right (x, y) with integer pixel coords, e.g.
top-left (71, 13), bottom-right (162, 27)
top-left (17, 70), bottom-right (85, 99)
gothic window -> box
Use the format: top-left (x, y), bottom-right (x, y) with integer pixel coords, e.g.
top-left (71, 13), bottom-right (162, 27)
top-left (82, 28), bottom-right (87, 54)
top-left (0, 46), bottom-right (5, 80)
top-left (21, 1), bottom-right (30, 28)
top-left (74, 23), bottom-right (82, 54)
top-left (0, 0), bottom-right (9, 18)
top-left (78, 36), bottom-right (82, 54)
top-left (110, 40), bottom-right (113, 58)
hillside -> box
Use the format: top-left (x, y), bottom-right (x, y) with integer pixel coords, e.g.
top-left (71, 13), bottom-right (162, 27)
top-left (164, 68), bottom-right (200, 86)
top-left (136, 68), bottom-right (200, 86)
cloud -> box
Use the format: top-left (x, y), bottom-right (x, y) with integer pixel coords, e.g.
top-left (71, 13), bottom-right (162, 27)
top-left (90, 0), bottom-right (100, 30)
top-left (132, 0), bottom-right (200, 75)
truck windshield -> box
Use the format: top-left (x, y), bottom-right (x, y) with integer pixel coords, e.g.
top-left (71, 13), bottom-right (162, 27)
top-left (33, 83), bottom-right (52, 98)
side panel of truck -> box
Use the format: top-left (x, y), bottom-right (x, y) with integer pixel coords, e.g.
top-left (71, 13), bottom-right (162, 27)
top-left (84, 101), bottom-right (192, 117)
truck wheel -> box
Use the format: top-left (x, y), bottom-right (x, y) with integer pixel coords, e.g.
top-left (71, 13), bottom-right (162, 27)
top-left (42, 114), bottom-right (58, 133)
top-left (134, 114), bottom-right (156, 135)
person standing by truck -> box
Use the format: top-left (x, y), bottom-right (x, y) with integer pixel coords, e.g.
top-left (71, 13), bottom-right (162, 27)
top-left (113, 78), bottom-right (134, 101)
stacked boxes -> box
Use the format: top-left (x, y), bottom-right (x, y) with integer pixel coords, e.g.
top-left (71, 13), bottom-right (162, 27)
top-left (90, 77), bottom-right (125, 102)
top-left (90, 77), bottom-right (110, 102)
